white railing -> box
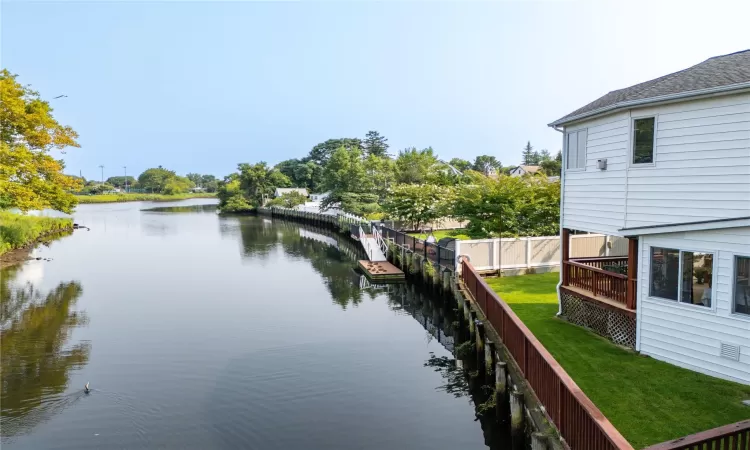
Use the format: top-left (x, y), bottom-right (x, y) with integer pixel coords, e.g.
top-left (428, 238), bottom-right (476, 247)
top-left (359, 225), bottom-right (375, 260)
top-left (372, 226), bottom-right (388, 256)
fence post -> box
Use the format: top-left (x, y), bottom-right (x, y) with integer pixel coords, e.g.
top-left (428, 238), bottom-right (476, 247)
top-left (525, 237), bottom-right (531, 270)
top-left (510, 390), bottom-right (525, 450)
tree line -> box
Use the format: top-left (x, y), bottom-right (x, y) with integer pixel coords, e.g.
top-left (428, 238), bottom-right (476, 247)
top-left (77, 170), bottom-right (219, 195)
top-left (217, 132), bottom-right (561, 237)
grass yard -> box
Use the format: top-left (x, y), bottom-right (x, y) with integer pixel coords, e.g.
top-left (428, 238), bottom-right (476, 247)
top-left (485, 273), bottom-right (750, 449)
top-left (408, 229), bottom-right (473, 241)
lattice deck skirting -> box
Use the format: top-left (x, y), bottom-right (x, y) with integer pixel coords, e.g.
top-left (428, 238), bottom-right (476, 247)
top-left (560, 289), bottom-right (636, 349)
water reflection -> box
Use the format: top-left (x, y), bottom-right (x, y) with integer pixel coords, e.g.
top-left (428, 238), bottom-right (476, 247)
top-left (1, 264), bottom-right (90, 439)
top-left (141, 204), bottom-right (218, 213)
top-left (233, 218), bottom-right (374, 308)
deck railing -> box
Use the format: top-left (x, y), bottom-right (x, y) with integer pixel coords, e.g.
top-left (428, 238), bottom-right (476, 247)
top-left (564, 260), bottom-right (631, 308)
top-left (571, 256), bottom-right (629, 271)
top-left (644, 419), bottom-right (750, 450)
top-left (461, 260), bottom-right (633, 450)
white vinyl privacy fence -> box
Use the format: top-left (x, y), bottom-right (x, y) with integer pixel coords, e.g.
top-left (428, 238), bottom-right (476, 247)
top-left (456, 234), bottom-right (628, 271)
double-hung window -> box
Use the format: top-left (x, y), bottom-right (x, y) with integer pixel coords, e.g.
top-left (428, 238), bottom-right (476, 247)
top-left (734, 256), bottom-right (750, 316)
top-left (566, 129), bottom-right (587, 170)
top-left (650, 247), bottom-right (714, 308)
top-left (632, 117), bottom-right (656, 164)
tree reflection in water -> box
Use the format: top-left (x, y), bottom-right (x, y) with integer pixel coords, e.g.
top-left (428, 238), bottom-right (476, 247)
top-left (234, 218), bottom-right (373, 309)
top-left (1, 264), bottom-right (90, 439)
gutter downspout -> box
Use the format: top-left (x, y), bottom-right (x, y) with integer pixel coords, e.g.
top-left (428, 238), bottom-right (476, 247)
top-left (551, 125), bottom-right (565, 316)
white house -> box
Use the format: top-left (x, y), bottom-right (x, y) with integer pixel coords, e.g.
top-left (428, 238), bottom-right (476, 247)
top-left (309, 192), bottom-right (330, 202)
top-left (509, 165), bottom-right (540, 177)
top-left (273, 187), bottom-right (308, 198)
top-left (548, 50), bottom-right (750, 385)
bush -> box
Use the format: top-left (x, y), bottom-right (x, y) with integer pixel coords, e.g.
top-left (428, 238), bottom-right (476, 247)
top-left (0, 212), bottom-right (73, 255)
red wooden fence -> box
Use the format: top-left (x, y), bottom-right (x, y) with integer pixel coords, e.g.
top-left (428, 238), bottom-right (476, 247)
top-left (644, 419), bottom-right (750, 450)
top-left (461, 260), bottom-right (634, 450)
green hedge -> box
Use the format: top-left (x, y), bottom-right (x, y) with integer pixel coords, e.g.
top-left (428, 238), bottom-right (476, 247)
top-left (0, 212), bottom-right (73, 255)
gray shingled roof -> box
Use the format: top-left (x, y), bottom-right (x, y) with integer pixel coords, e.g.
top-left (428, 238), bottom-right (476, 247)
top-left (550, 49), bottom-right (750, 126)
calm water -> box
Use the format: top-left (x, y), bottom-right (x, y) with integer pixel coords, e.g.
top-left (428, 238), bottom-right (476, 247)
top-left (1, 199), bottom-right (490, 449)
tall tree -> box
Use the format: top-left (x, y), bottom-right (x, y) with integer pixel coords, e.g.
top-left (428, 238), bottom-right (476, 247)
top-left (448, 158), bottom-right (472, 173)
top-left (538, 149), bottom-right (552, 161)
top-left (105, 176), bottom-right (137, 188)
top-left (200, 174), bottom-right (218, 192)
top-left (394, 147), bottom-right (439, 184)
top-left (521, 141), bottom-right (536, 165)
top-left (186, 173), bottom-right (203, 185)
top-left (308, 138), bottom-right (362, 165)
top-left (471, 155), bottom-right (502, 174)
top-left (362, 130), bottom-right (389, 157)
top-left (237, 162), bottom-right (291, 205)
top-left (0, 70), bottom-right (82, 213)
top-left (138, 167), bottom-right (176, 193)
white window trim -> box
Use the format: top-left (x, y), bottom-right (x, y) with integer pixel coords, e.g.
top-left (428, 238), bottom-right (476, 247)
top-left (630, 114), bottom-right (657, 168)
top-left (647, 245), bottom-right (717, 313)
top-left (565, 128), bottom-right (587, 172)
top-left (731, 254), bottom-right (750, 319)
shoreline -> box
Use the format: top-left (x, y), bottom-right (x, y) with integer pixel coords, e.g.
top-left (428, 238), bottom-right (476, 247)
top-left (0, 227), bottom-right (74, 270)
top-left (75, 194), bottom-right (216, 204)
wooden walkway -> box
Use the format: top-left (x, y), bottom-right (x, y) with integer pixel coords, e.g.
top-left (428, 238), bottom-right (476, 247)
top-left (358, 260), bottom-right (405, 282)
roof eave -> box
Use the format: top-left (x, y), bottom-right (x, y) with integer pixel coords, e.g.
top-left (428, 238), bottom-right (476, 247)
top-left (547, 81), bottom-right (750, 128)
top-left (618, 216), bottom-right (750, 237)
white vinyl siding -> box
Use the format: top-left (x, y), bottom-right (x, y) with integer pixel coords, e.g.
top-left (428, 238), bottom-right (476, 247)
top-left (561, 92), bottom-right (750, 235)
top-left (624, 93), bottom-right (750, 228)
top-left (562, 112), bottom-right (628, 234)
top-left (638, 227), bottom-right (750, 385)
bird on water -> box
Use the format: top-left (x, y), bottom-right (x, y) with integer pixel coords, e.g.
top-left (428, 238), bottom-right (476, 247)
top-left (84, 382), bottom-right (91, 394)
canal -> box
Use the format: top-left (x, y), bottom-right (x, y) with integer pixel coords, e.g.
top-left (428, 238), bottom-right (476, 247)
top-left (1, 200), bottom-right (493, 449)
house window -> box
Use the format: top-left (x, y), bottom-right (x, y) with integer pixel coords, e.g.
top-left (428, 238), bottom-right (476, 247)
top-left (633, 117), bottom-right (655, 164)
top-left (566, 129), bottom-right (587, 170)
top-left (650, 247), bottom-right (713, 307)
top-left (735, 256), bottom-right (750, 316)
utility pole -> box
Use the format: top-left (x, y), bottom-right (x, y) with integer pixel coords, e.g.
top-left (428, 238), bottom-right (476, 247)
top-left (99, 165), bottom-right (104, 183)
top-left (124, 166), bottom-right (128, 192)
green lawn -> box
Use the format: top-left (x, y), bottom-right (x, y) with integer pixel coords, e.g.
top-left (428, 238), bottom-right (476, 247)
top-left (75, 193), bottom-right (216, 203)
top-left (408, 229), bottom-right (473, 241)
top-left (485, 273), bottom-right (750, 449)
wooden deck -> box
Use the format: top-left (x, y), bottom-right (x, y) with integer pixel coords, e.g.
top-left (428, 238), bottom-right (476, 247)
top-left (357, 260), bottom-right (405, 282)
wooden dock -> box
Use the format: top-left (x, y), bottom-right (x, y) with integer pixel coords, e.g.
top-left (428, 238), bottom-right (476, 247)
top-left (358, 260), bottom-right (405, 282)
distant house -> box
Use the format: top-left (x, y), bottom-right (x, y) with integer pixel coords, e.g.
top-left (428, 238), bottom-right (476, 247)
top-left (274, 188), bottom-right (309, 198)
top-left (509, 165), bottom-right (540, 177)
top-left (309, 192), bottom-right (330, 202)
top-left (190, 187), bottom-right (206, 193)
top-left (549, 49), bottom-right (750, 385)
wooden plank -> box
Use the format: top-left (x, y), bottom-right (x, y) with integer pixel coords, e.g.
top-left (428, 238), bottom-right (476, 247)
top-left (357, 260), bottom-right (405, 281)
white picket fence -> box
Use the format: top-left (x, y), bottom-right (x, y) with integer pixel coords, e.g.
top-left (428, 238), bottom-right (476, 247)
top-left (455, 234), bottom-right (628, 271)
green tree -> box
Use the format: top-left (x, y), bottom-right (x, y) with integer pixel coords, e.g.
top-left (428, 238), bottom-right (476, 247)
top-left (453, 174), bottom-right (560, 237)
top-left (538, 149), bottom-right (552, 161)
top-left (522, 141), bottom-right (538, 165)
top-left (321, 146), bottom-right (366, 195)
top-left (267, 191), bottom-right (308, 208)
top-left (364, 154), bottom-right (396, 200)
top-left (105, 176), bottom-right (136, 188)
top-left (137, 167), bottom-right (176, 193)
top-left (185, 173), bottom-right (203, 185)
top-left (394, 147), bottom-right (439, 184)
top-left (0, 70), bottom-right (83, 213)
top-left (363, 130), bottom-right (389, 157)
top-left (308, 138), bottom-right (362, 165)
top-left (383, 184), bottom-right (454, 231)
top-left (471, 155), bottom-right (502, 174)
top-left (200, 174), bottom-right (218, 192)
top-left (238, 162), bottom-right (291, 205)
top-left (162, 176), bottom-right (194, 195)
top-left (448, 158), bottom-right (472, 173)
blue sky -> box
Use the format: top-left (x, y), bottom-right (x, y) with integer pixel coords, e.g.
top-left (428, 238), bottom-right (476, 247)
top-left (2, 1), bottom-right (748, 180)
